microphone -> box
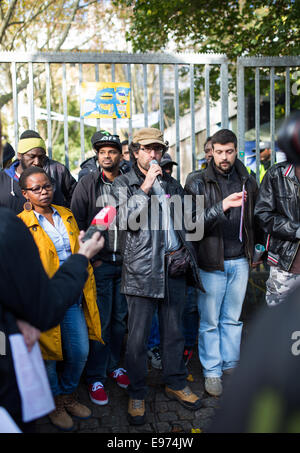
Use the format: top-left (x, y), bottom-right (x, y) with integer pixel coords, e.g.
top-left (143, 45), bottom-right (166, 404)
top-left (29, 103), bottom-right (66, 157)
top-left (150, 159), bottom-right (164, 189)
top-left (82, 206), bottom-right (117, 242)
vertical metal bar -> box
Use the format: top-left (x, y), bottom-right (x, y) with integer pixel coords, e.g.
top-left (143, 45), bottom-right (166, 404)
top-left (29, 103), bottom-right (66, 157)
top-left (255, 67), bottom-right (261, 186)
top-left (79, 64), bottom-right (85, 163)
top-left (45, 63), bottom-right (52, 159)
top-left (143, 64), bottom-right (148, 127)
top-left (285, 67), bottom-right (290, 118)
top-left (11, 62), bottom-right (19, 152)
top-left (127, 64), bottom-right (133, 142)
top-left (159, 64), bottom-right (164, 133)
top-left (111, 63), bottom-right (116, 135)
top-left (95, 64), bottom-right (100, 130)
top-left (270, 67), bottom-right (276, 166)
top-left (174, 64), bottom-right (180, 181)
top-left (28, 62), bottom-right (35, 129)
top-left (221, 62), bottom-right (229, 129)
top-left (190, 64), bottom-right (196, 171)
top-left (62, 63), bottom-right (69, 169)
top-left (237, 62), bottom-right (245, 163)
top-left (205, 65), bottom-right (210, 138)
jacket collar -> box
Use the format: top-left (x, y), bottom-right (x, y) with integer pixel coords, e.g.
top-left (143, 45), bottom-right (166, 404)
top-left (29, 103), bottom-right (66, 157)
top-left (204, 157), bottom-right (250, 183)
top-left (23, 204), bottom-right (72, 228)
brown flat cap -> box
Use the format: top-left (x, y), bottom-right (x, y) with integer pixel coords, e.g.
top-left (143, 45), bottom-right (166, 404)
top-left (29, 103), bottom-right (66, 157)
top-left (133, 128), bottom-right (166, 147)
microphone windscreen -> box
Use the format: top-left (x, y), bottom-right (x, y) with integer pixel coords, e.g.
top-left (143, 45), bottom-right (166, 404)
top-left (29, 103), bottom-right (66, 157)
top-left (91, 206), bottom-right (117, 228)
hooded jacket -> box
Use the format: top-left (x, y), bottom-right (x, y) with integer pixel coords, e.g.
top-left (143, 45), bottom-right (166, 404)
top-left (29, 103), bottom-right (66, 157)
top-left (0, 158), bottom-right (76, 214)
top-left (18, 205), bottom-right (102, 361)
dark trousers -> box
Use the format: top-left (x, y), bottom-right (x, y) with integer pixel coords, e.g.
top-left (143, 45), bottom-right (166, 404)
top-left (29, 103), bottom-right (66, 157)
top-left (126, 276), bottom-right (188, 399)
top-left (85, 262), bottom-right (128, 385)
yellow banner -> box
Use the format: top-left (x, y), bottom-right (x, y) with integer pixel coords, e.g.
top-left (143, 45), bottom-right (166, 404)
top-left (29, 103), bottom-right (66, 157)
top-left (81, 82), bottom-right (131, 119)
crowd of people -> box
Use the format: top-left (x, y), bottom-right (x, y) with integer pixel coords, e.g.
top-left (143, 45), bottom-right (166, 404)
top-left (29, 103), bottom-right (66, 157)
top-left (0, 123), bottom-right (300, 433)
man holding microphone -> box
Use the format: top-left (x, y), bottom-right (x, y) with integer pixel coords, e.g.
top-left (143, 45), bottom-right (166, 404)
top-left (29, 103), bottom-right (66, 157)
top-left (111, 128), bottom-right (203, 426)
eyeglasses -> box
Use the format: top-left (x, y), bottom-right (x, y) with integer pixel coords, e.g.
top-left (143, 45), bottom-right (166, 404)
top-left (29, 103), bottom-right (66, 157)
top-left (140, 146), bottom-right (164, 154)
top-left (25, 183), bottom-right (53, 194)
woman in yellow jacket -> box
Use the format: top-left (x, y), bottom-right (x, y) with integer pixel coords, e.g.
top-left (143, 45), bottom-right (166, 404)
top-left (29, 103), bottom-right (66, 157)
top-left (18, 166), bottom-right (102, 431)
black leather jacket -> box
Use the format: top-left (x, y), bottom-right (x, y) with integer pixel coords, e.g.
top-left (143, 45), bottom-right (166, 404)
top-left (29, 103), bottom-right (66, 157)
top-left (111, 167), bottom-right (204, 298)
top-left (184, 158), bottom-right (258, 271)
top-left (254, 162), bottom-right (300, 271)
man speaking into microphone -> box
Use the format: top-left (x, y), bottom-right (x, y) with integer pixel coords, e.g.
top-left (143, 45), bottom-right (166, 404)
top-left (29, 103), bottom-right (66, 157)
top-left (111, 127), bottom-right (203, 426)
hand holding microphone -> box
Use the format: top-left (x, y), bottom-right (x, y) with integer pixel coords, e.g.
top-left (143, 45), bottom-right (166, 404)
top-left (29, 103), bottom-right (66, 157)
top-left (141, 159), bottom-right (164, 194)
top-left (78, 206), bottom-right (116, 260)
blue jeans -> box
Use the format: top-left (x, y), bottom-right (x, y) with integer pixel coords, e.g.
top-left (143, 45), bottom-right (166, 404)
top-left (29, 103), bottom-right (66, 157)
top-left (197, 258), bottom-right (249, 377)
top-left (182, 286), bottom-right (199, 348)
top-left (45, 302), bottom-right (89, 396)
top-left (85, 261), bottom-right (128, 385)
top-left (147, 310), bottom-right (160, 350)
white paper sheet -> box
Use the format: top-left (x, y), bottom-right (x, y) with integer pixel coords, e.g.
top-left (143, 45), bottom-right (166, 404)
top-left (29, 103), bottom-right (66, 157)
top-left (0, 407), bottom-right (22, 433)
top-left (9, 334), bottom-right (55, 423)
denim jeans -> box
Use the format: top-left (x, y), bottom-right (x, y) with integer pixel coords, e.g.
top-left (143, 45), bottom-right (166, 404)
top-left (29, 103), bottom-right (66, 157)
top-left (45, 301), bottom-right (89, 396)
top-left (182, 286), bottom-right (199, 348)
top-left (147, 309), bottom-right (160, 350)
top-left (126, 276), bottom-right (188, 399)
top-left (85, 261), bottom-right (128, 385)
top-left (197, 258), bottom-right (249, 377)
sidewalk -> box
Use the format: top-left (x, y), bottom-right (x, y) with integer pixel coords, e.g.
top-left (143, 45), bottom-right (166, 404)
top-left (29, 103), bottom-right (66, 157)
top-left (35, 347), bottom-right (225, 434)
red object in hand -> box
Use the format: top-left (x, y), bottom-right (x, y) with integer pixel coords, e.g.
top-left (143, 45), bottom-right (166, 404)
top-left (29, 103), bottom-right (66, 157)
top-left (82, 206), bottom-right (117, 242)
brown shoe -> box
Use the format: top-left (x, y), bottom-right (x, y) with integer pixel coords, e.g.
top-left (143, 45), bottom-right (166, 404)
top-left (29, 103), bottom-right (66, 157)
top-left (127, 398), bottom-right (146, 425)
top-left (63, 393), bottom-right (92, 419)
top-left (49, 395), bottom-right (74, 431)
top-left (165, 385), bottom-right (202, 410)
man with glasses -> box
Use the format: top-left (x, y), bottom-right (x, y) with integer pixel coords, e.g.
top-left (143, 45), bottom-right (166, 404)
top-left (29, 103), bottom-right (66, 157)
top-left (111, 127), bottom-right (203, 426)
top-left (71, 130), bottom-right (130, 407)
top-left (0, 130), bottom-right (76, 213)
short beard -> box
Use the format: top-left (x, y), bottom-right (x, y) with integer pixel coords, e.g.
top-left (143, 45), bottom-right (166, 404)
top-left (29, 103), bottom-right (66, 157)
top-left (216, 162), bottom-right (233, 174)
top-left (101, 163), bottom-right (118, 173)
top-left (20, 156), bottom-right (27, 170)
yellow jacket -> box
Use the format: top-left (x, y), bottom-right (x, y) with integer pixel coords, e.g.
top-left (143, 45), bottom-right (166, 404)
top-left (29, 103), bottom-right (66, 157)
top-left (18, 204), bottom-right (103, 360)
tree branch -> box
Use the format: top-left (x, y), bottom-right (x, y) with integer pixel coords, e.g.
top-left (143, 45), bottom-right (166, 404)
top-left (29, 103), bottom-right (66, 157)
top-left (54, 0), bottom-right (81, 51)
top-left (0, 0), bottom-right (18, 45)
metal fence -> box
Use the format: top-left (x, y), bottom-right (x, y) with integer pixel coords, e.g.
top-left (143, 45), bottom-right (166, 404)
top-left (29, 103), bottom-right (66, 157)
top-left (237, 56), bottom-right (300, 184)
top-left (0, 51), bottom-right (229, 179)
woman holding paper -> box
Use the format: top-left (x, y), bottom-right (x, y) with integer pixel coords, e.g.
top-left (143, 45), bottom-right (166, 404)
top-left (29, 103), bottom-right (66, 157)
top-left (17, 166), bottom-right (103, 431)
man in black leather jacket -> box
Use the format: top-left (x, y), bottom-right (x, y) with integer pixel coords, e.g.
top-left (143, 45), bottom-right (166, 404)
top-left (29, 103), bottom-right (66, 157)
top-left (71, 130), bottom-right (130, 407)
top-left (185, 129), bottom-right (258, 398)
top-left (254, 161), bottom-right (300, 306)
top-left (111, 127), bottom-right (203, 426)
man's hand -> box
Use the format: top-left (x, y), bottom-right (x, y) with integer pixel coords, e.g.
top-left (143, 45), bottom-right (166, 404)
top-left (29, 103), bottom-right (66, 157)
top-left (222, 191), bottom-right (247, 212)
top-left (78, 231), bottom-right (105, 260)
top-left (16, 320), bottom-right (41, 352)
top-left (140, 163), bottom-right (163, 194)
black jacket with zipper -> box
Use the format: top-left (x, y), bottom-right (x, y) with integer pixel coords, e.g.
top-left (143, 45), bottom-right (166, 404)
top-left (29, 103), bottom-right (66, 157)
top-left (71, 167), bottom-right (129, 264)
top-left (110, 166), bottom-right (204, 299)
top-left (254, 162), bottom-right (300, 271)
top-left (184, 158), bottom-right (259, 272)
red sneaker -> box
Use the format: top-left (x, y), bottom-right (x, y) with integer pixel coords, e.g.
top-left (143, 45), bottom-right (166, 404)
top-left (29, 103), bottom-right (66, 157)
top-left (88, 382), bottom-right (108, 405)
top-left (109, 368), bottom-right (130, 389)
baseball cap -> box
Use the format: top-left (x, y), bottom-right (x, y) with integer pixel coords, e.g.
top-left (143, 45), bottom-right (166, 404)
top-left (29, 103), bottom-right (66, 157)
top-left (133, 128), bottom-right (167, 148)
top-left (252, 141), bottom-right (271, 152)
top-left (91, 130), bottom-right (122, 152)
top-left (160, 152), bottom-right (178, 167)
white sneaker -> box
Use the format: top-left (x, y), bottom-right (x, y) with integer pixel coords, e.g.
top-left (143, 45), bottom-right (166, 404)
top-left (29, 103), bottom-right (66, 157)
top-left (205, 377), bottom-right (223, 397)
top-left (147, 347), bottom-right (162, 370)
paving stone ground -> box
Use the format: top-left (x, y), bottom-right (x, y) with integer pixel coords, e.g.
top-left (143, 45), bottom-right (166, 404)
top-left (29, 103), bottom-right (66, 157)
top-left (35, 344), bottom-right (235, 434)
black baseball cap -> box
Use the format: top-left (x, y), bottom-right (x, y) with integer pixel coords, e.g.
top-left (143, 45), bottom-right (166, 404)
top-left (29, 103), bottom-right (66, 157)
top-left (160, 152), bottom-right (178, 167)
top-left (91, 130), bottom-right (122, 152)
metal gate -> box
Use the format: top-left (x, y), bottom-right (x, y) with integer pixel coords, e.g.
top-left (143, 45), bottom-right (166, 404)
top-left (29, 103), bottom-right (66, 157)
top-left (0, 51), bottom-right (229, 180)
top-left (237, 56), bottom-right (300, 184)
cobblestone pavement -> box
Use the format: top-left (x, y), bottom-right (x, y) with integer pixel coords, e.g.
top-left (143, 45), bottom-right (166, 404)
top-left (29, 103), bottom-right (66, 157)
top-left (35, 346), bottom-right (234, 434)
